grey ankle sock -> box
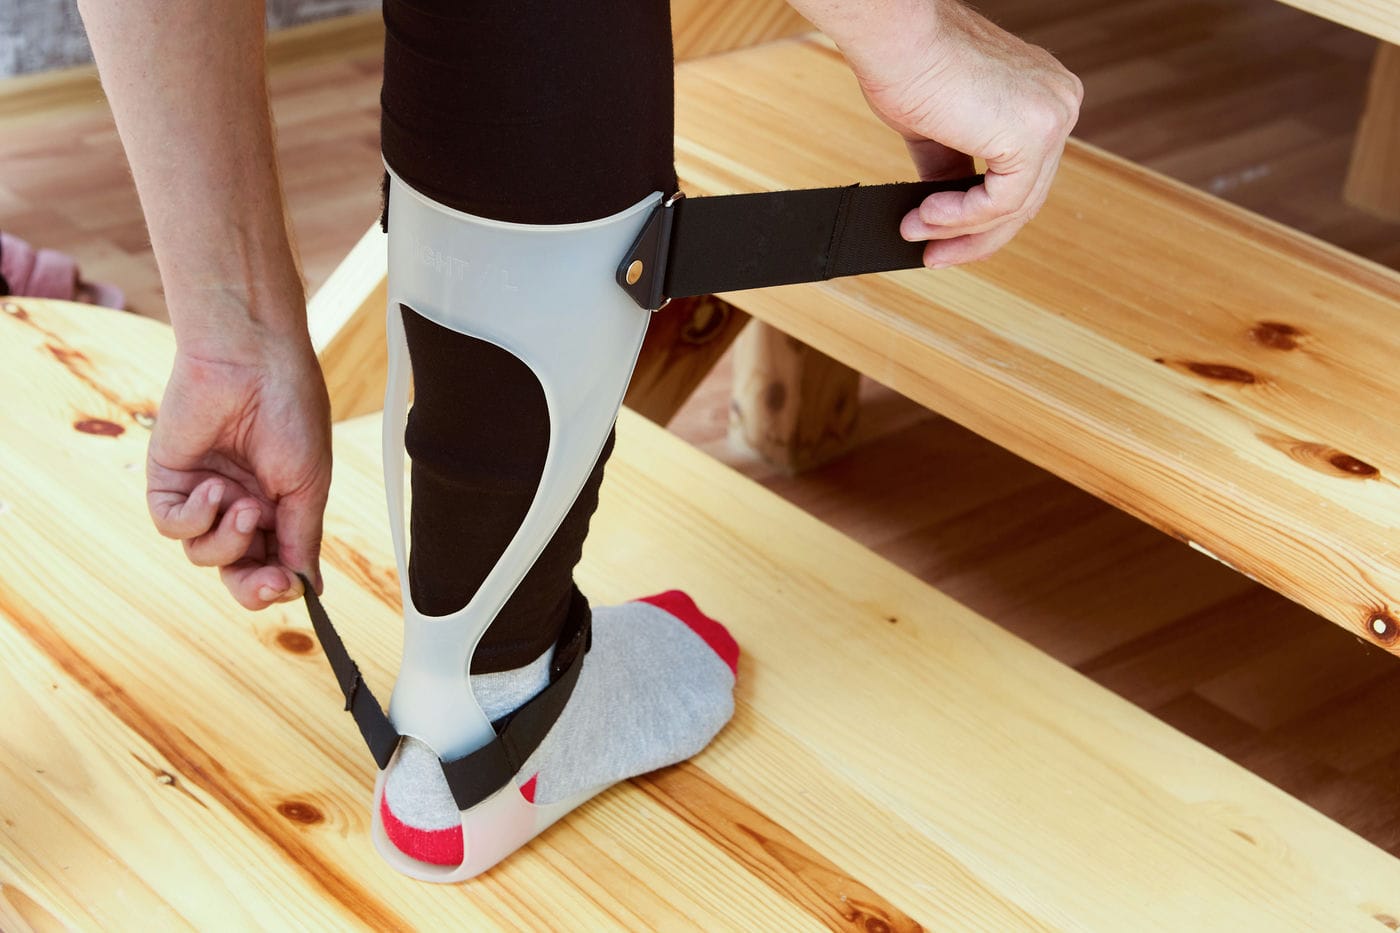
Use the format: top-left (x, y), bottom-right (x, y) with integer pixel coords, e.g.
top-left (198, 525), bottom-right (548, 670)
top-left (381, 592), bottom-right (739, 865)
top-left (382, 649), bottom-right (553, 833)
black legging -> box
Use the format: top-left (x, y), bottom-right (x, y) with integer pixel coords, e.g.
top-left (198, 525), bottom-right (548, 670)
top-left (380, 0), bottom-right (676, 674)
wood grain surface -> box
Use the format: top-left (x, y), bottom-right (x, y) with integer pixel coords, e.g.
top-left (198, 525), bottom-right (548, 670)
top-left (2, 298), bottom-right (1399, 929)
top-left (3, 0), bottom-right (1398, 890)
top-left (674, 35), bottom-right (1400, 656)
top-left (307, 224), bottom-right (390, 423)
top-left (671, 0), bottom-right (812, 61)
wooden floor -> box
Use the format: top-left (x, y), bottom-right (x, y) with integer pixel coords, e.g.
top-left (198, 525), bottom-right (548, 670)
top-left (1, 0), bottom-right (1397, 857)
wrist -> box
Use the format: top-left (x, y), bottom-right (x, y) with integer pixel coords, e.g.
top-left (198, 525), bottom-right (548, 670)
top-left (161, 223), bottom-right (309, 352)
top-left (825, 0), bottom-right (952, 87)
top-left (168, 280), bottom-right (313, 365)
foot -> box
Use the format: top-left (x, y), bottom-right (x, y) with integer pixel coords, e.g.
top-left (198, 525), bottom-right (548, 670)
top-left (380, 591), bottom-right (739, 867)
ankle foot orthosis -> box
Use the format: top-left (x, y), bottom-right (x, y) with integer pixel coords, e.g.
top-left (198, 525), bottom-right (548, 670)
top-left (298, 167), bottom-right (981, 880)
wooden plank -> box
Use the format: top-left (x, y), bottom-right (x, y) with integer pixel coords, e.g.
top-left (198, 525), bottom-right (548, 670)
top-left (4, 298), bottom-right (1400, 928)
top-left (0, 64), bottom-right (106, 125)
top-left (1271, 0), bottom-right (1400, 44)
top-left (671, 0), bottom-right (811, 61)
top-left (308, 223), bottom-right (390, 422)
top-left (1346, 42), bottom-right (1400, 221)
top-left (674, 35), bottom-right (1400, 656)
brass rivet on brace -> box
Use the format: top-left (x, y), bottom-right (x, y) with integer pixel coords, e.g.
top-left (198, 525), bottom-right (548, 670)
top-left (625, 260), bottom-right (644, 286)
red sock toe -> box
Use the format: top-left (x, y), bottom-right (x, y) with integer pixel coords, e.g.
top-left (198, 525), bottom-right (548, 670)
top-left (639, 590), bottom-right (739, 677)
top-left (380, 793), bottom-right (463, 867)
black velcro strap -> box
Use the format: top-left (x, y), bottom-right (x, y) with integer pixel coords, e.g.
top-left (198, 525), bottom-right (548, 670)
top-left (616, 176), bottom-right (982, 310)
top-left (439, 587), bottom-right (592, 811)
top-left (298, 575), bottom-right (401, 770)
top-left (297, 576), bottom-right (592, 813)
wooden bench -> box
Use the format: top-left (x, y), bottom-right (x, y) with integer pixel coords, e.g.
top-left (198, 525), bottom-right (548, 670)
top-left (670, 35), bottom-right (1400, 657)
top-left (4, 297), bottom-right (1399, 927)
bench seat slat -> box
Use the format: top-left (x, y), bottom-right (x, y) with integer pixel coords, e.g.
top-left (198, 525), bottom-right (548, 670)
top-left (1271, 0), bottom-right (1400, 45)
top-left (675, 36), bottom-right (1400, 654)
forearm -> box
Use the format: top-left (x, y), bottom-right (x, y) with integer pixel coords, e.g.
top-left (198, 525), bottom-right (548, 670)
top-left (783, 0), bottom-right (952, 83)
top-left (77, 0), bottom-right (305, 358)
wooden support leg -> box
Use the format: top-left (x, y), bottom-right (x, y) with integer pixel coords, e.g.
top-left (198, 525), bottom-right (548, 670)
top-left (1344, 41), bottom-right (1400, 222)
top-left (623, 295), bottom-right (751, 425)
top-left (729, 321), bottom-right (861, 473)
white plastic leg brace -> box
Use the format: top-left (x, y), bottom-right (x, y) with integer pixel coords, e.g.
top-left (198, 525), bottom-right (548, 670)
top-left (372, 168), bottom-right (660, 881)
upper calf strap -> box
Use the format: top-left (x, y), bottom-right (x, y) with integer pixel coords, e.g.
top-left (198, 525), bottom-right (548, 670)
top-left (615, 176), bottom-right (983, 311)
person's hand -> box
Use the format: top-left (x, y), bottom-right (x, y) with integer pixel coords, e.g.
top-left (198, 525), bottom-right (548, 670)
top-left (146, 334), bottom-right (331, 609)
top-left (848, 2), bottom-right (1083, 267)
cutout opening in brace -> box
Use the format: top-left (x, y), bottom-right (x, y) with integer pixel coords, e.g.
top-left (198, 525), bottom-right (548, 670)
top-left (398, 303), bottom-right (552, 626)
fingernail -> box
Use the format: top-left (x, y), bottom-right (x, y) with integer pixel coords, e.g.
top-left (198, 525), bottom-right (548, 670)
top-left (234, 509), bottom-right (258, 534)
top-left (930, 261), bottom-right (951, 271)
top-left (258, 585), bottom-right (279, 602)
top-left (206, 481), bottom-right (225, 505)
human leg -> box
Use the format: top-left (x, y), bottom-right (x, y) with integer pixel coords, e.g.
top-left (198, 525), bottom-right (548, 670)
top-left (375, 0), bottom-right (738, 878)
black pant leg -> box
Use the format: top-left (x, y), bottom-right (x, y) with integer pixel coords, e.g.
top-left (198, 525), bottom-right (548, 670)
top-left (380, 0), bottom-right (675, 673)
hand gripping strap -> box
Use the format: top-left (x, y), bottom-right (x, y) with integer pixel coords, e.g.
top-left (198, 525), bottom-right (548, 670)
top-left (298, 577), bottom-right (591, 811)
top-left (616, 175), bottom-right (984, 311)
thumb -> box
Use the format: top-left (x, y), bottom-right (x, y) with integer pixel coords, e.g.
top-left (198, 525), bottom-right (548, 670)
top-left (904, 137), bottom-right (975, 183)
top-left (275, 485), bottom-right (327, 595)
